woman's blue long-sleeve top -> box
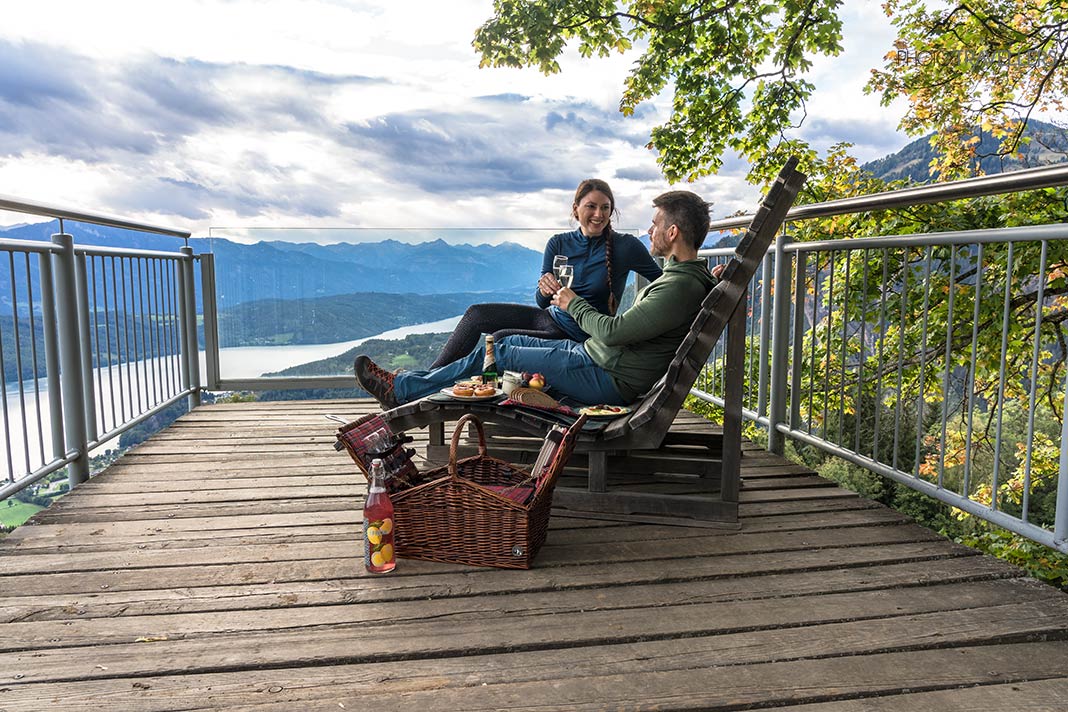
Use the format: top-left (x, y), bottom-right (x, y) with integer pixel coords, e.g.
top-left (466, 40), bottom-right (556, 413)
top-left (535, 228), bottom-right (662, 341)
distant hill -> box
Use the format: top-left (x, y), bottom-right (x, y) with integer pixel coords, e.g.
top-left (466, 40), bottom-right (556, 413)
top-left (703, 120), bottom-right (1068, 251)
top-left (215, 288), bottom-right (526, 347)
top-left (0, 222), bottom-right (544, 309)
top-left (265, 331), bottom-right (452, 377)
top-left (862, 119), bottom-right (1068, 184)
top-left (205, 237), bottom-right (542, 308)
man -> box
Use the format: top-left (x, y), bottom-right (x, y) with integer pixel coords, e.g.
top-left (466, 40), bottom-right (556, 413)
top-left (355, 190), bottom-right (721, 410)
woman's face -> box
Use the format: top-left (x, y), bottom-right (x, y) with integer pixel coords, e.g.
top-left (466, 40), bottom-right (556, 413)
top-left (574, 190), bottom-right (613, 236)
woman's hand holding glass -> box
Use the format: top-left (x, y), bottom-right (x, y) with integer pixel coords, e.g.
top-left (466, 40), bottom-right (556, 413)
top-left (539, 271), bottom-right (563, 296)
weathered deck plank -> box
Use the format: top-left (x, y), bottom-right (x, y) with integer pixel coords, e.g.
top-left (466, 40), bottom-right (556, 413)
top-left (2, 398), bottom-right (1067, 711)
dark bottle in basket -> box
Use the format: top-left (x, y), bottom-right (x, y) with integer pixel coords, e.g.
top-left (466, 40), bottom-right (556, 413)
top-left (482, 334), bottom-right (498, 387)
top-left (363, 459), bottom-right (396, 574)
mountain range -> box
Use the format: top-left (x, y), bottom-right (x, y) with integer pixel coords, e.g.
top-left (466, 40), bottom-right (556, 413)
top-left (861, 119), bottom-right (1067, 183)
top-left (0, 222), bottom-right (544, 310)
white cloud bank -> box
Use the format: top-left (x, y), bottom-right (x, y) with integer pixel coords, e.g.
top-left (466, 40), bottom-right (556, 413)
top-left (0, 1), bottom-right (906, 247)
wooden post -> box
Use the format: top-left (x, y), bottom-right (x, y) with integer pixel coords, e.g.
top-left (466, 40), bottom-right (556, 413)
top-left (720, 291), bottom-right (746, 503)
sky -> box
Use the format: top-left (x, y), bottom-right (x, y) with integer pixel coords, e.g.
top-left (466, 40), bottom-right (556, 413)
top-left (0, 1), bottom-right (911, 248)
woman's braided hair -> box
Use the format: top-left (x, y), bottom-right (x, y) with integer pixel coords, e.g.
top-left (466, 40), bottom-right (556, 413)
top-left (572, 178), bottom-right (620, 314)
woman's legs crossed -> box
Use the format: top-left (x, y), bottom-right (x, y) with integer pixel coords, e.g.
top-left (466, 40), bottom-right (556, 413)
top-left (431, 304), bottom-right (560, 368)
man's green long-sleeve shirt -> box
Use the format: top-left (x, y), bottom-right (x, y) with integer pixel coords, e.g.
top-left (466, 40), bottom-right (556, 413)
top-left (566, 257), bottom-right (717, 401)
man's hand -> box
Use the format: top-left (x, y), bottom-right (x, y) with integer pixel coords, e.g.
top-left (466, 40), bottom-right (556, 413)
top-left (539, 272), bottom-right (562, 297)
top-left (551, 287), bottom-right (576, 310)
top-left (712, 263), bottom-right (726, 278)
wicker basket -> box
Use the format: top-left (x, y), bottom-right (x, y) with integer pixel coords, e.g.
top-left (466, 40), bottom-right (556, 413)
top-left (391, 413), bottom-right (586, 569)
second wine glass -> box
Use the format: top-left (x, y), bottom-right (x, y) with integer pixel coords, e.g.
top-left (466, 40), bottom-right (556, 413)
top-left (557, 264), bottom-right (574, 289)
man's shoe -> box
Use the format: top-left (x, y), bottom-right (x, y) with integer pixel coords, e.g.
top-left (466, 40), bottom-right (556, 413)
top-left (354, 355), bottom-right (400, 410)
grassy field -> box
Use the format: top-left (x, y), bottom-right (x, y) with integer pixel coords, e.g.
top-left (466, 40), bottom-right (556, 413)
top-left (0, 501), bottom-right (44, 528)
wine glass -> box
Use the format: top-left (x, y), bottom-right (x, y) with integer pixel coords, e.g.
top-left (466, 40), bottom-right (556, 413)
top-left (364, 428), bottom-right (393, 458)
top-left (557, 264), bottom-right (574, 289)
top-left (552, 255), bottom-right (568, 277)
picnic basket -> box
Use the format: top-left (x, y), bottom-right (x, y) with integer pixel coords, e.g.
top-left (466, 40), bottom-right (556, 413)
top-left (390, 412), bottom-right (586, 569)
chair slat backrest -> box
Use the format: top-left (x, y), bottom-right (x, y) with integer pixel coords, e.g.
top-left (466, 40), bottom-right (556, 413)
top-left (604, 157), bottom-right (806, 445)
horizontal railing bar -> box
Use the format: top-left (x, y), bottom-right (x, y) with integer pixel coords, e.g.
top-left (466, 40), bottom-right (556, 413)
top-left (76, 245), bottom-right (190, 260)
top-left (0, 238), bottom-right (61, 254)
top-left (215, 377), bottom-right (354, 391)
top-left (777, 423), bottom-right (1068, 553)
top-left (87, 388), bottom-right (198, 452)
top-left (0, 452), bottom-right (79, 501)
top-left (688, 388), bottom-right (768, 426)
top-left (708, 163), bottom-right (1068, 232)
top-left (786, 222), bottom-right (1068, 254)
top-left (697, 247), bottom-right (737, 258)
top-left (0, 194), bottom-right (190, 239)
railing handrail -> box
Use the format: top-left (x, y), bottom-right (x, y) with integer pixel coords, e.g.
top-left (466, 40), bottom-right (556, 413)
top-left (76, 244), bottom-right (196, 260)
top-left (0, 237), bottom-right (61, 254)
top-left (0, 193), bottom-right (191, 240)
top-left (784, 222), bottom-right (1068, 253)
top-left (708, 162), bottom-right (1068, 232)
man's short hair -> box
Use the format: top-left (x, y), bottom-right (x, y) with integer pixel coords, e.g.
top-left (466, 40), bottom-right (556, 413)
top-left (652, 191), bottom-right (712, 250)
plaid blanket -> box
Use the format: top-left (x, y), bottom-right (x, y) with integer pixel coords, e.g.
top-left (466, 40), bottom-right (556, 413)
top-left (336, 413), bottom-right (419, 488)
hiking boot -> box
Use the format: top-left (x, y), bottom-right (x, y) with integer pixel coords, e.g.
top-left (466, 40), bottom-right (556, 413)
top-left (354, 355), bottom-right (400, 410)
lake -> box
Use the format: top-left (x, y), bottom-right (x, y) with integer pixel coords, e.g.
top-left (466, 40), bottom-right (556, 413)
top-left (212, 314), bottom-right (462, 379)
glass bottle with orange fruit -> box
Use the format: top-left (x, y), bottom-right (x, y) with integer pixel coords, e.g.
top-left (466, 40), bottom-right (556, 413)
top-left (363, 459), bottom-right (396, 574)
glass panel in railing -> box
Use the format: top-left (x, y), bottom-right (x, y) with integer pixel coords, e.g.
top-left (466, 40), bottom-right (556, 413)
top-left (199, 227), bottom-right (642, 383)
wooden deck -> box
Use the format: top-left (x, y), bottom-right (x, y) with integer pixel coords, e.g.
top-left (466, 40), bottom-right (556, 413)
top-left (2, 399), bottom-right (1068, 711)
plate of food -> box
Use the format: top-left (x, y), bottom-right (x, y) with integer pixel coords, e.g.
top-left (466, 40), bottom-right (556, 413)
top-left (442, 383), bottom-right (504, 401)
top-left (578, 404), bottom-right (633, 418)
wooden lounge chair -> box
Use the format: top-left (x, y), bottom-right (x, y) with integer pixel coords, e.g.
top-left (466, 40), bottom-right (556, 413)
top-left (383, 157), bottom-right (807, 523)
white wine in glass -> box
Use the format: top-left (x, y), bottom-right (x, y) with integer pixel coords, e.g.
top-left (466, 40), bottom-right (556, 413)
top-left (558, 264), bottom-right (574, 288)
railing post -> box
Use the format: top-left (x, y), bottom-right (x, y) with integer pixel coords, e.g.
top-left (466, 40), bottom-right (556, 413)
top-left (756, 251), bottom-right (774, 419)
top-left (790, 251), bottom-right (808, 430)
top-left (767, 233), bottom-right (793, 455)
top-left (177, 247), bottom-right (201, 409)
top-left (51, 233), bottom-right (90, 487)
top-left (38, 256), bottom-right (65, 461)
top-left (75, 251), bottom-right (98, 442)
top-left (1055, 366), bottom-right (1068, 547)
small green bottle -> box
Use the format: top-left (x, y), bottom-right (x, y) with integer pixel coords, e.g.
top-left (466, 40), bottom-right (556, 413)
top-left (482, 334), bottom-right (498, 387)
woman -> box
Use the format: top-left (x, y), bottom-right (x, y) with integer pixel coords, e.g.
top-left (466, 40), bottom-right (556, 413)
top-left (429, 178), bottom-right (663, 367)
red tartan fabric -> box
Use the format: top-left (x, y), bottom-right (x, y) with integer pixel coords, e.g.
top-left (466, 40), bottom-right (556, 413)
top-left (498, 398), bottom-right (577, 416)
top-left (336, 414), bottom-right (419, 485)
top-left (483, 484), bottom-right (535, 504)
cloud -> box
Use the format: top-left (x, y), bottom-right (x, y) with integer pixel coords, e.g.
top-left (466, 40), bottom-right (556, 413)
top-left (340, 95), bottom-right (656, 195)
top-left (0, 38), bottom-right (390, 163)
top-left (613, 165), bottom-right (661, 182)
top-left (798, 116), bottom-right (905, 160)
top-left (0, 1), bottom-right (913, 239)
top-left (0, 39), bottom-right (91, 108)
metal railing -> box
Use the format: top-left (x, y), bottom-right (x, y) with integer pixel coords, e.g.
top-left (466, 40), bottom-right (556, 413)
top-left (0, 195), bottom-right (197, 503)
top-left (8, 164), bottom-right (1065, 557)
top-left (692, 163), bottom-right (1068, 553)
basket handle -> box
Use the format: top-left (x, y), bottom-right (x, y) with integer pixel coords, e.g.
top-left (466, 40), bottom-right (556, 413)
top-left (449, 414), bottom-right (487, 479)
top-left (537, 414), bottom-right (588, 493)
